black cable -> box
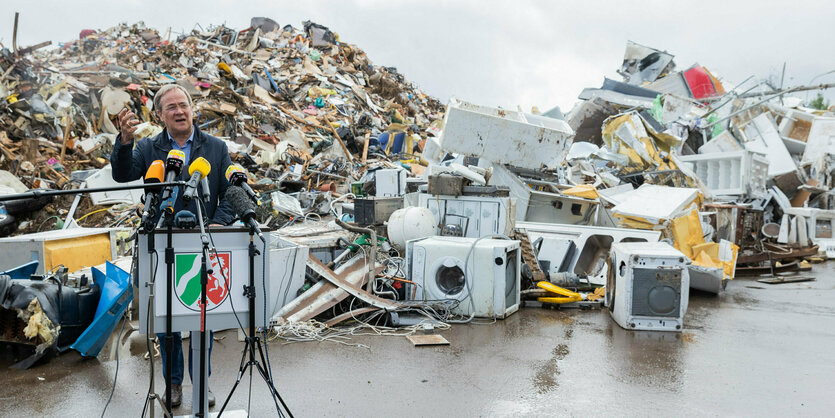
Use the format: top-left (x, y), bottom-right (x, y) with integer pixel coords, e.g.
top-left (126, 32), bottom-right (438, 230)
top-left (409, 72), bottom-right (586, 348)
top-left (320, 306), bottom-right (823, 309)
top-left (201, 200), bottom-right (246, 335)
top-left (140, 249), bottom-right (159, 418)
top-left (101, 313), bottom-right (128, 418)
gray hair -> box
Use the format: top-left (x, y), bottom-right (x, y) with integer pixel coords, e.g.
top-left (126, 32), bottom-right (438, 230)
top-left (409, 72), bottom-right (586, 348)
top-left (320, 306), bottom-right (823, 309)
top-left (153, 84), bottom-right (193, 112)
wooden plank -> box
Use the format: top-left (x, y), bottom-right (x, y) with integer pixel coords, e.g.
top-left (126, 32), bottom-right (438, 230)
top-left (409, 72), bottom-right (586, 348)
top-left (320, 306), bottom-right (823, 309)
top-left (406, 334), bottom-right (449, 346)
top-left (323, 114), bottom-right (353, 161)
top-left (757, 276), bottom-right (815, 284)
top-left (60, 113), bottom-right (71, 162)
top-left (273, 255), bottom-right (370, 322)
top-left (306, 253), bottom-right (401, 310)
top-left (361, 132), bottom-right (370, 164)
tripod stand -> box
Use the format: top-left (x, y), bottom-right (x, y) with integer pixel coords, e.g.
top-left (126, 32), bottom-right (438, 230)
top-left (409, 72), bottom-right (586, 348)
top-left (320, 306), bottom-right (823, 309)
top-left (141, 190), bottom-right (179, 418)
top-left (219, 226), bottom-right (292, 417)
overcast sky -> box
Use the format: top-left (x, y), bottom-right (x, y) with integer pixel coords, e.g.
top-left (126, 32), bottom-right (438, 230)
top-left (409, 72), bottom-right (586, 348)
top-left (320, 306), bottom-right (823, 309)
top-left (7, 1), bottom-right (835, 112)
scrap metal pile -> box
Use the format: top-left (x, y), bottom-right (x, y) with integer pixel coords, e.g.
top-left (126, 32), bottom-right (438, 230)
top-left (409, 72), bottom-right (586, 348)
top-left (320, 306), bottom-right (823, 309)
top-left (2, 16), bottom-right (834, 357)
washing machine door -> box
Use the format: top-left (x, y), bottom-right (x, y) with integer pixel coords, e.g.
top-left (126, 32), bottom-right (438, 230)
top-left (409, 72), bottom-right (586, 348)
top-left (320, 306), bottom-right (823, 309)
top-left (605, 256), bottom-right (616, 312)
top-left (426, 256), bottom-right (469, 300)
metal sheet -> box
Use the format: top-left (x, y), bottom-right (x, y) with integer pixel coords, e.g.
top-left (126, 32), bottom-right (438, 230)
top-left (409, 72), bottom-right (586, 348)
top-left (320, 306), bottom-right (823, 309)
top-left (612, 184), bottom-right (700, 224)
top-left (740, 113), bottom-right (796, 177)
top-left (801, 117), bottom-right (835, 163)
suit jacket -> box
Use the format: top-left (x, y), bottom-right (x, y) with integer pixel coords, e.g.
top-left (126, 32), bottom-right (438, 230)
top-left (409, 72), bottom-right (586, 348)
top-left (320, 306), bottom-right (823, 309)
top-left (110, 124), bottom-right (234, 226)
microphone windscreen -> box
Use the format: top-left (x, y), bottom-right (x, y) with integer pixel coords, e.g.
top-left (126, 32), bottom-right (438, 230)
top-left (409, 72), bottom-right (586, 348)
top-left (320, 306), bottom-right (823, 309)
top-left (225, 185), bottom-right (254, 217)
top-left (173, 210), bottom-right (197, 228)
top-left (225, 164), bottom-right (246, 183)
top-left (188, 157), bottom-right (211, 179)
top-left (145, 160), bottom-right (165, 183)
top-left (166, 149), bottom-right (185, 165)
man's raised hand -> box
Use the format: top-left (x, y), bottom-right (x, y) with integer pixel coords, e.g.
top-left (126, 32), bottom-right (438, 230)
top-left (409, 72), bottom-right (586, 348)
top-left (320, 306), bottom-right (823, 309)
top-left (117, 108), bottom-right (141, 144)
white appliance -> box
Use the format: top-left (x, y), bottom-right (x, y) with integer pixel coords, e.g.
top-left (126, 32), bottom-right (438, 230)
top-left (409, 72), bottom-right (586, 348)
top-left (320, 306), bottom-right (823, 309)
top-left (375, 168), bottom-right (408, 196)
top-left (606, 242), bottom-right (690, 332)
top-left (418, 193), bottom-right (515, 238)
top-left (406, 236), bottom-right (521, 319)
top-left (678, 150), bottom-right (768, 198)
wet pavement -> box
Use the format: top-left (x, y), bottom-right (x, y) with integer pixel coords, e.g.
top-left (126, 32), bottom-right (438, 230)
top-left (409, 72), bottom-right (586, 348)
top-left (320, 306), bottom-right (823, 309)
top-left (2, 261), bottom-right (834, 417)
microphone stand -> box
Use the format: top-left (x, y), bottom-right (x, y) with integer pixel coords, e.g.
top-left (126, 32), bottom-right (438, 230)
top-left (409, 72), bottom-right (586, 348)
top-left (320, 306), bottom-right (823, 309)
top-left (219, 224), bottom-right (292, 418)
top-left (160, 200), bottom-right (176, 414)
top-left (193, 200), bottom-right (212, 418)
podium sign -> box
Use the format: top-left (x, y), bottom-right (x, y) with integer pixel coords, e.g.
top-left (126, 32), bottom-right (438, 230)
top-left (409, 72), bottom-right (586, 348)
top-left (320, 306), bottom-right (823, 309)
top-left (137, 227), bottom-right (270, 334)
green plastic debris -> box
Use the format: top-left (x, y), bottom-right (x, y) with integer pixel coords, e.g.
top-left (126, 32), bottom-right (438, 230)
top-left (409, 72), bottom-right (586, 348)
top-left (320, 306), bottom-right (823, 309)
top-left (707, 113), bottom-right (723, 137)
top-left (649, 94), bottom-right (664, 123)
top-left (345, 234), bottom-right (389, 251)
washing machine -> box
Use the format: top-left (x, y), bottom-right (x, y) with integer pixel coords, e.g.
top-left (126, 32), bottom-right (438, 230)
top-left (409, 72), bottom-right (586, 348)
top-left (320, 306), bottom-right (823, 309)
top-left (406, 236), bottom-right (521, 319)
top-left (606, 242), bottom-right (690, 332)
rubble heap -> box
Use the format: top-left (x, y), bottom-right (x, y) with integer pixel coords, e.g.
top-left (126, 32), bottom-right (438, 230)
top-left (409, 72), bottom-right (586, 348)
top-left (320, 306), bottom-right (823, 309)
top-left (0, 17), bottom-right (443, 233)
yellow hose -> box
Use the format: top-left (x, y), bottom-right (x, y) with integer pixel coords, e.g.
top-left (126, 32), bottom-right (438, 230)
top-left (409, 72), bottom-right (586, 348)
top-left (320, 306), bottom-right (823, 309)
top-left (536, 281), bottom-right (583, 304)
top-left (76, 207), bottom-right (109, 223)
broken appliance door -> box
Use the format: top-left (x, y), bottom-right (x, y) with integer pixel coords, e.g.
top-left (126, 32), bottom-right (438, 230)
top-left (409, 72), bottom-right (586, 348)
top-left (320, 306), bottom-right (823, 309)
top-left (516, 222), bottom-right (661, 285)
top-left (739, 113), bottom-right (796, 177)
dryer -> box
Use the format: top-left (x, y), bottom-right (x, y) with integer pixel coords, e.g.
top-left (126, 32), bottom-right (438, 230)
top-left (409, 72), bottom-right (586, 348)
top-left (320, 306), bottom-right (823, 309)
top-left (606, 242), bottom-right (690, 332)
top-left (406, 236), bottom-right (521, 319)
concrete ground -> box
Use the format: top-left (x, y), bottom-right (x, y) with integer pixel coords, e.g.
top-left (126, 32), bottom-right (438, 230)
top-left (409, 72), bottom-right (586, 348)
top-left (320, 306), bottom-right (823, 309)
top-left (1, 262), bottom-right (834, 417)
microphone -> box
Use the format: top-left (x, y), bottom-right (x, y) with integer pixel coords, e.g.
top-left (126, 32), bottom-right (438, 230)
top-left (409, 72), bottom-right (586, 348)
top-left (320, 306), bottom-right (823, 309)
top-left (225, 185), bottom-right (265, 242)
top-left (158, 149), bottom-right (186, 207)
top-left (200, 176), bottom-right (211, 204)
top-left (225, 164), bottom-right (260, 206)
top-left (183, 157), bottom-right (211, 202)
top-left (158, 184), bottom-right (179, 216)
top-left (140, 160), bottom-right (165, 230)
top-left (164, 149), bottom-right (186, 183)
top-left (174, 210), bottom-right (197, 229)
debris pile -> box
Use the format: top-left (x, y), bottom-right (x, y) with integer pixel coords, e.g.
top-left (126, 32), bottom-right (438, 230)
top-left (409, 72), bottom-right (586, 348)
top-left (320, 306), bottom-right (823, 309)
top-left (0, 16), bottom-right (443, 234)
top-left (2, 17), bottom-right (835, 360)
